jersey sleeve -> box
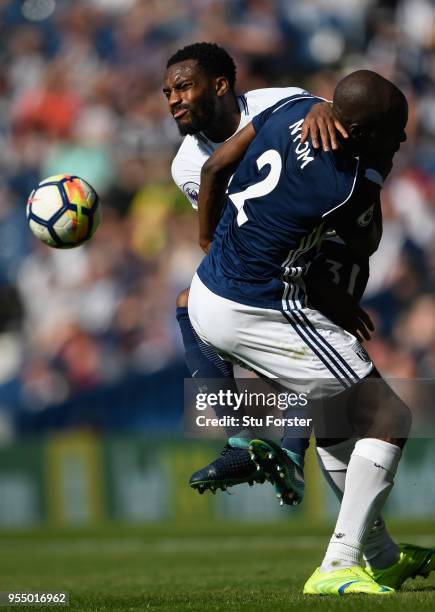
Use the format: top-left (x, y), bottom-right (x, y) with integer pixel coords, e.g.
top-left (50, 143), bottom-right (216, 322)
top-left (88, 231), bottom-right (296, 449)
top-left (252, 92), bottom-right (313, 134)
top-left (171, 152), bottom-right (201, 210)
top-left (323, 166), bottom-right (384, 244)
top-left (322, 164), bottom-right (384, 228)
top-left (281, 122), bottom-right (361, 220)
top-left (252, 105), bottom-right (276, 134)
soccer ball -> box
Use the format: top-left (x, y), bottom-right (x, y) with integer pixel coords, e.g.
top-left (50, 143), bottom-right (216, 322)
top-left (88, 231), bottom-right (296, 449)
top-left (27, 174), bottom-right (101, 248)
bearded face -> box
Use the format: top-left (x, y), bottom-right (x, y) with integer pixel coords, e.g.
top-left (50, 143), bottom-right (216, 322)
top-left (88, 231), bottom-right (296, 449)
top-left (164, 60), bottom-right (221, 137)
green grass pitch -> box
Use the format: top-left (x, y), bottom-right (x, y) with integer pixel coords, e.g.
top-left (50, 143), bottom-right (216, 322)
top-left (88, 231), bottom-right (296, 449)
top-left (0, 520), bottom-right (434, 611)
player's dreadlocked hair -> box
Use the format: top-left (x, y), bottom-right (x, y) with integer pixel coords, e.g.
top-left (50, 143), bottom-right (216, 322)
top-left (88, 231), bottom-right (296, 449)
top-left (167, 42), bottom-right (237, 91)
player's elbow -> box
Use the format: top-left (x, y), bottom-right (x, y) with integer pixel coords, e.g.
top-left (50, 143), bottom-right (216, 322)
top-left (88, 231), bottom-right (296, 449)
top-left (201, 155), bottom-right (224, 180)
top-left (201, 153), bottom-right (236, 183)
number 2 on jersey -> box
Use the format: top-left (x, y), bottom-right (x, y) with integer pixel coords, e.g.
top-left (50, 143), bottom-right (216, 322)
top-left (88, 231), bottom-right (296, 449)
top-left (229, 149), bottom-right (282, 226)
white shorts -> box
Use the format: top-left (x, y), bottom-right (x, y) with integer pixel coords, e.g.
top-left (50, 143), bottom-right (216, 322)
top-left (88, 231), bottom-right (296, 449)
top-left (189, 274), bottom-right (373, 398)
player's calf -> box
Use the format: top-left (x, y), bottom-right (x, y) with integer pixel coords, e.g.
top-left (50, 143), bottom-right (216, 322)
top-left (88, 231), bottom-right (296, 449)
top-left (177, 289), bottom-right (265, 491)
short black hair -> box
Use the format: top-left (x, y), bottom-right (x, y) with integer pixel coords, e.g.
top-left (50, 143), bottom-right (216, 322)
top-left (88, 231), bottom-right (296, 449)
top-left (167, 42), bottom-right (237, 91)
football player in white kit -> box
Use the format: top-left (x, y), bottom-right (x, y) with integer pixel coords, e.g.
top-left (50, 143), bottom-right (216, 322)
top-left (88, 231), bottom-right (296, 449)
top-left (164, 42), bottom-right (373, 505)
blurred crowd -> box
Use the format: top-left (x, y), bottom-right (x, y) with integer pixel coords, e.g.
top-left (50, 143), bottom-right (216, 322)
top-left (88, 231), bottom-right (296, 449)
top-left (0, 0), bottom-right (435, 423)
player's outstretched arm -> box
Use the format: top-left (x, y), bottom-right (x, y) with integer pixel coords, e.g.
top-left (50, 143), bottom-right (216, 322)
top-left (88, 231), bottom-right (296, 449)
top-left (300, 102), bottom-right (348, 151)
top-left (198, 122), bottom-right (256, 253)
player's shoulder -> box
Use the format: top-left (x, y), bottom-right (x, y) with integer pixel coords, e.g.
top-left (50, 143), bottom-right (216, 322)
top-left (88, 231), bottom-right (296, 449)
top-left (307, 148), bottom-right (361, 218)
top-left (285, 125), bottom-right (360, 217)
top-left (301, 144), bottom-right (359, 190)
top-left (251, 91), bottom-right (320, 138)
top-left (322, 158), bottom-right (384, 222)
top-left (327, 149), bottom-right (361, 207)
top-left (241, 86), bottom-right (310, 117)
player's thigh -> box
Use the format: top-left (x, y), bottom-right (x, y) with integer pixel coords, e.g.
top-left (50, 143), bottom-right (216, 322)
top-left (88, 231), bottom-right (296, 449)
top-left (188, 275), bottom-right (290, 365)
top-left (188, 274), bottom-right (238, 352)
top-left (292, 307), bottom-right (374, 381)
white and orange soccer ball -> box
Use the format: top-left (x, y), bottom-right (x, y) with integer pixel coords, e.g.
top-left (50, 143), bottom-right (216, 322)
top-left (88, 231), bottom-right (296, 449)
top-left (27, 175), bottom-right (101, 248)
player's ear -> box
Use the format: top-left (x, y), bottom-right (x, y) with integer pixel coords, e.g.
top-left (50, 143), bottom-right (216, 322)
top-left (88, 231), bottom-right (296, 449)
top-left (348, 123), bottom-right (363, 139)
top-left (215, 76), bottom-right (229, 97)
top-left (348, 123), bottom-right (373, 149)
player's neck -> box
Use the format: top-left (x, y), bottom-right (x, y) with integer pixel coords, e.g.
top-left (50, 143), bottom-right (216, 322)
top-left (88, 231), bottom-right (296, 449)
top-left (202, 96), bottom-right (240, 143)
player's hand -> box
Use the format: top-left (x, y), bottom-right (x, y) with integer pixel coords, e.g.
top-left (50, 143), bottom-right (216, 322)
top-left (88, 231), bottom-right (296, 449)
top-left (308, 285), bottom-right (374, 343)
top-left (301, 102), bottom-right (348, 151)
top-left (333, 298), bottom-right (374, 344)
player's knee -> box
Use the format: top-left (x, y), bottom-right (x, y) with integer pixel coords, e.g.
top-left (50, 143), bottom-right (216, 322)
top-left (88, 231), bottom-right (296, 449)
top-left (375, 384), bottom-right (412, 439)
top-left (176, 288), bottom-right (190, 308)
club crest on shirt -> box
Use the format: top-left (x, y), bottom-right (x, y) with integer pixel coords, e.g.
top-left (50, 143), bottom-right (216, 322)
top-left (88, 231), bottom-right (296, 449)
top-left (183, 181), bottom-right (200, 207)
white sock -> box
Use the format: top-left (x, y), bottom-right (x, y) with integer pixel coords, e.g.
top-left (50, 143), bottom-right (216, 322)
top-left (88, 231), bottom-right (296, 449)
top-left (317, 440), bottom-right (400, 569)
top-left (320, 438), bottom-right (401, 572)
top-left (364, 517), bottom-right (400, 569)
top-left (316, 438), bottom-right (356, 499)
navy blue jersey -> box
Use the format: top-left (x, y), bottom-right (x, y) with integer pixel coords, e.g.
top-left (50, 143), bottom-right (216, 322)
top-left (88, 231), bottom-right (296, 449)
top-left (198, 94), bottom-right (376, 310)
top-left (312, 237), bottom-right (370, 303)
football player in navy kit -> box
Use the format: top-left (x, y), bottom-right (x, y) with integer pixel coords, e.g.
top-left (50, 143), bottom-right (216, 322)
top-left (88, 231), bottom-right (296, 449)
top-left (190, 70), bottom-right (434, 595)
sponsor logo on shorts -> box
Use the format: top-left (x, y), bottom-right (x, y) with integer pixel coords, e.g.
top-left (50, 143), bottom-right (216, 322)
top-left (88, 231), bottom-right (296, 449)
top-left (351, 341), bottom-right (371, 363)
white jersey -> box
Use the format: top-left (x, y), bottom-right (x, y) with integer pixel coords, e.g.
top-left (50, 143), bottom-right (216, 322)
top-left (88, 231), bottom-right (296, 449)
top-left (171, 87), bottom-right (308, 209)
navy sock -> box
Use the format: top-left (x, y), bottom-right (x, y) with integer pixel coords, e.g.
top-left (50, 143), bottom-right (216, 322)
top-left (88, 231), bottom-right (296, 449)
top-left (281, 407), bottom-right (313, 464)
top-left (281, 435), bottom-right (310, 463)
top-left (176, 307), bottom-right (252, 439)
top-left (176, 307), bottom-right (233, 378)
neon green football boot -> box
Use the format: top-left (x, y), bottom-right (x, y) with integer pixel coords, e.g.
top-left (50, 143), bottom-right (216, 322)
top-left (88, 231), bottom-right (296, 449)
top-left (303, 566), bottom-right (395, 596)
top-left (367, 543), bottom-right (435, 589)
